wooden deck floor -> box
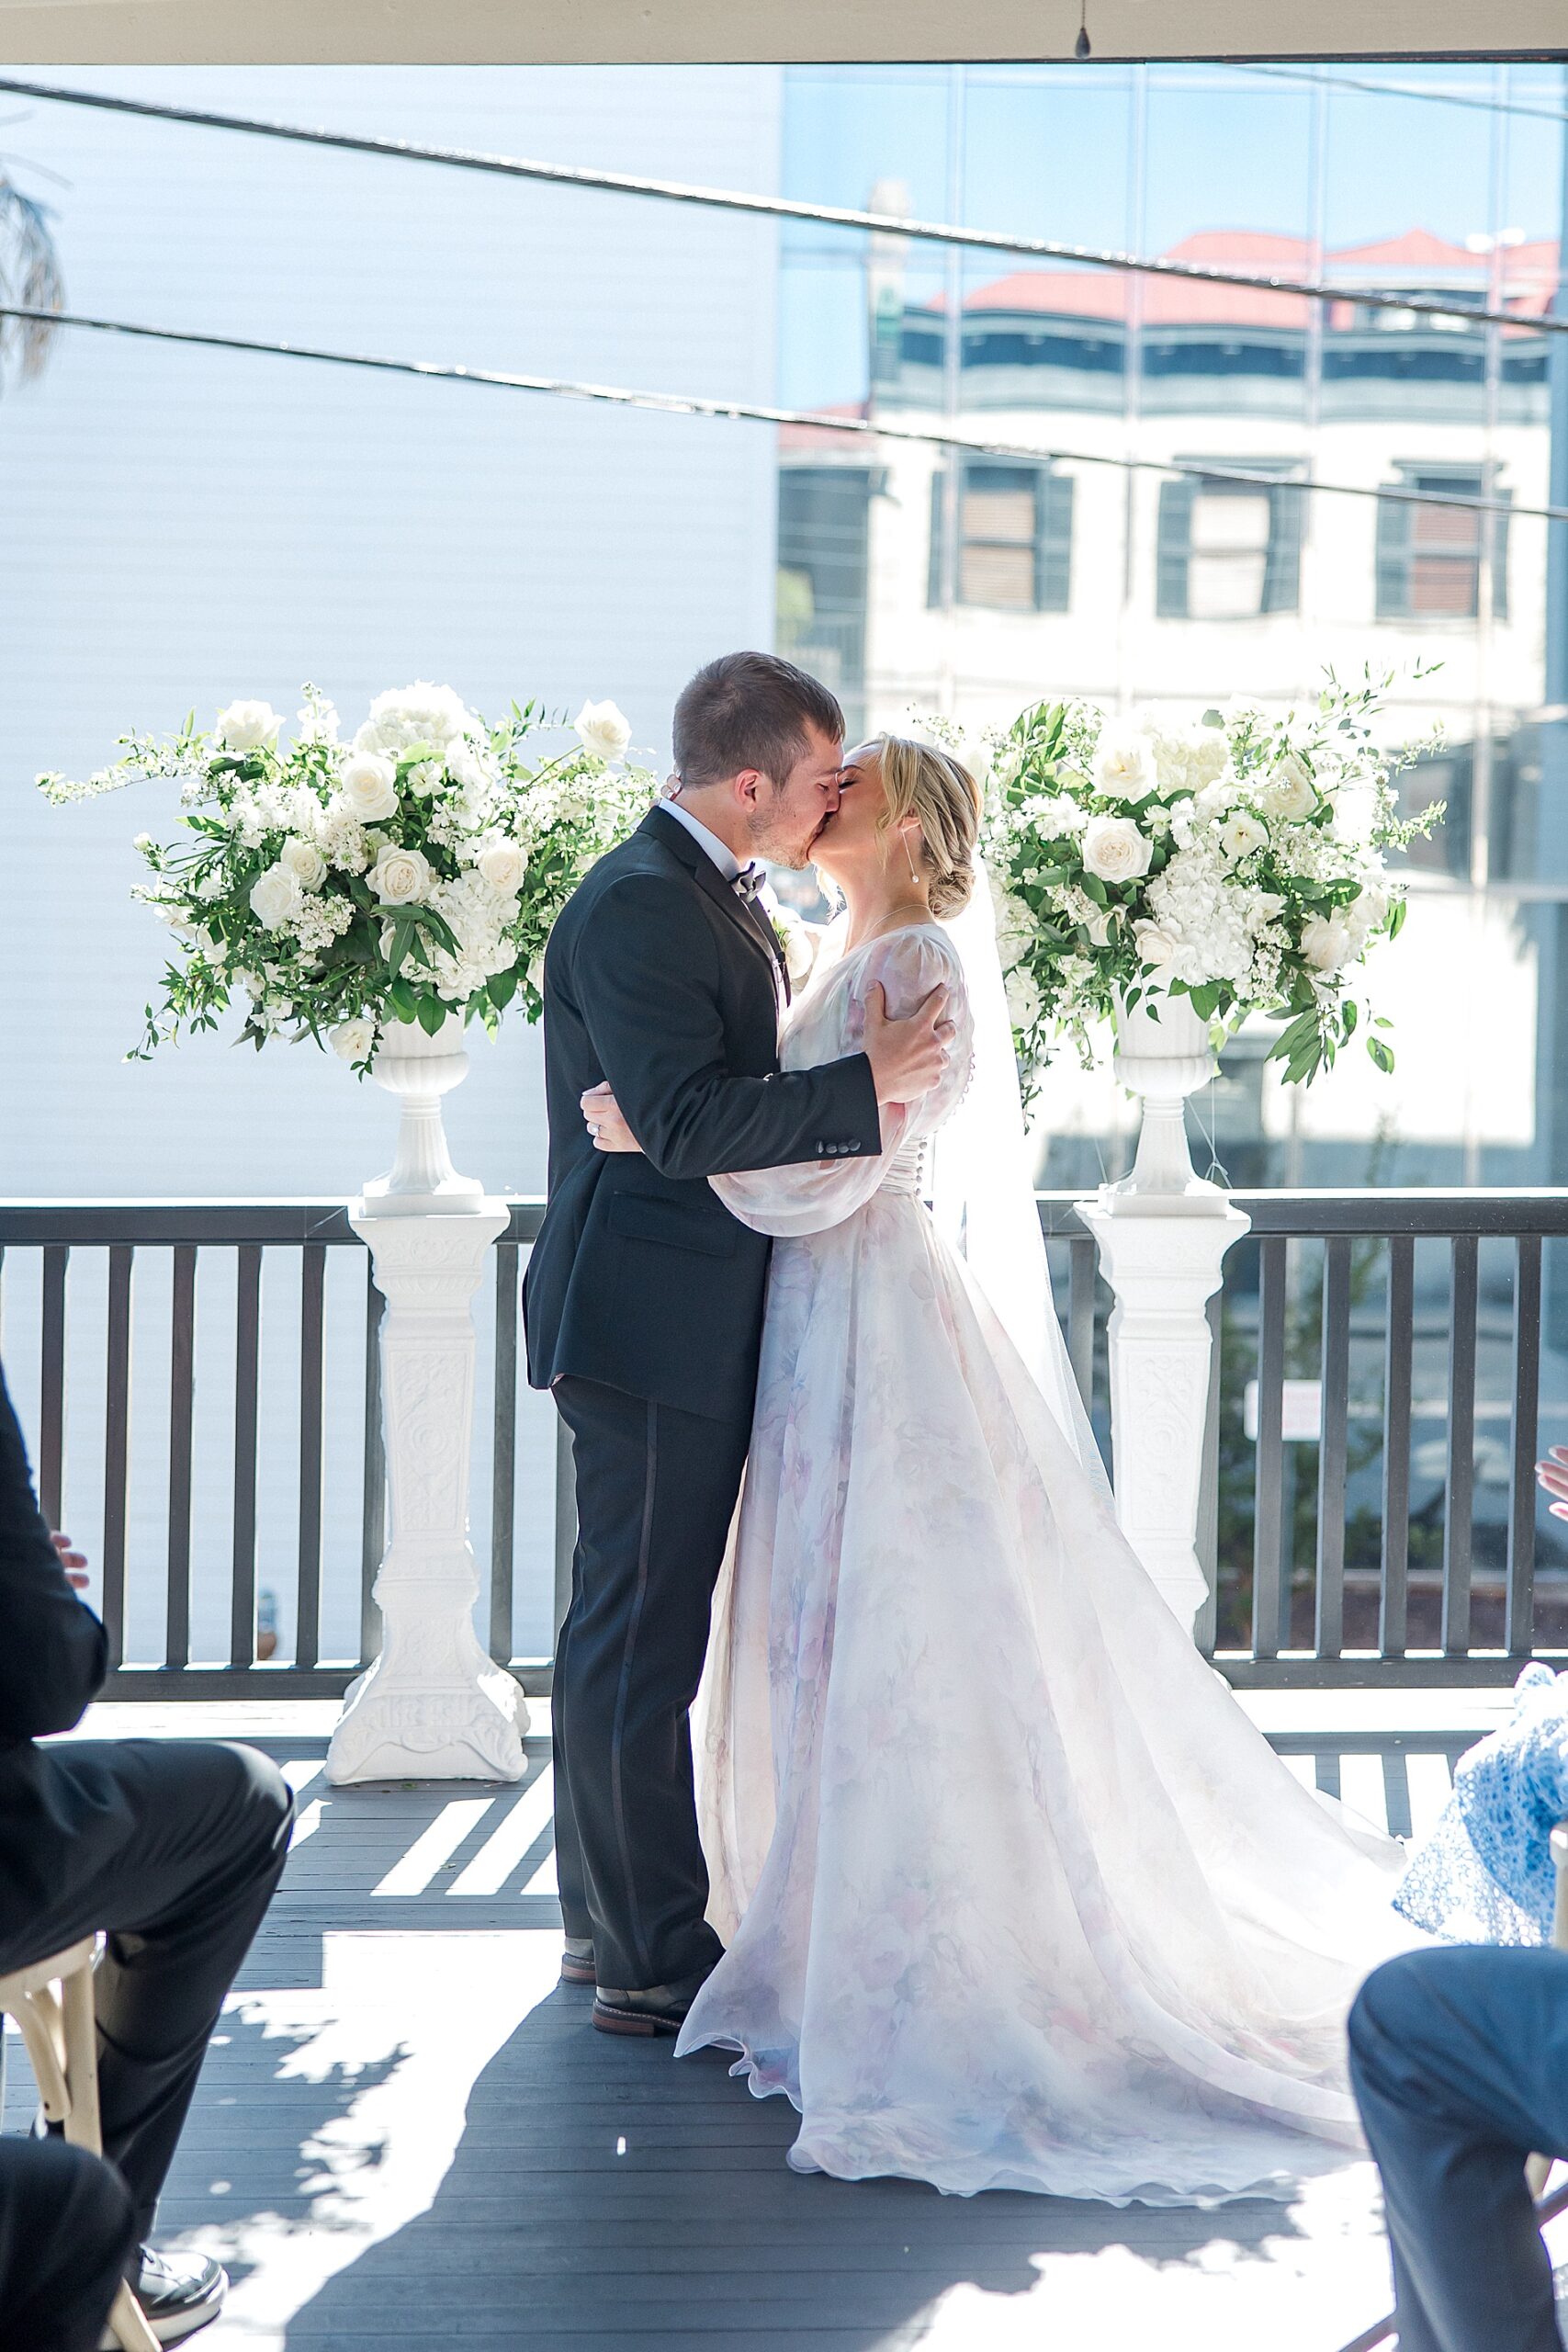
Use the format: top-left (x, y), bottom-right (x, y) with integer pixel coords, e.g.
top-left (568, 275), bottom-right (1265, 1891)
top-left (6, 1692), bottom-right (1562, 2350)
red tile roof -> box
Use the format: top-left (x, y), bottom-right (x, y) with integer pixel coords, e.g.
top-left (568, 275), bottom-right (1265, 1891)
top-left (922, 231), bottom-right (1561, 333)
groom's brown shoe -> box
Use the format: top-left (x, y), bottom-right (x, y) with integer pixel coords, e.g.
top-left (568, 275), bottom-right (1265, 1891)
top-left (560, 1937), bottom-right (596, 1985)
top-left (592, 1970), bottom-right (710, 2038)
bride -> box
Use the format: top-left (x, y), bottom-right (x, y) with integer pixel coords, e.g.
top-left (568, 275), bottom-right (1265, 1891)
top-left (592, 731), bottom-right (1414, 2203)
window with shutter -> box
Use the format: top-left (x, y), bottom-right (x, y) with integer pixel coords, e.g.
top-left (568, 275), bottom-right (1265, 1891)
top-left (1374, 467), bottom-right (1508, 622)
top-left (1157, 467), bottom-right (1302, 621)
top-left (926, 460), bottom-right (1074, 614)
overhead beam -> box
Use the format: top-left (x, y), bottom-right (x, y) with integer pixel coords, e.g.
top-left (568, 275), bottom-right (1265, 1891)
top-left (0, 0), bottom-right (1562, 69)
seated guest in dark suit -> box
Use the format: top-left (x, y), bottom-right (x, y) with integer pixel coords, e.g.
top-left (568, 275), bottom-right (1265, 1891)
top-left (0, 1363), bottom-right (294, 2345)
top-left (0, 2137), bottom-right (137, 2352)
top-left (1349, 1945), bottom-right (1568, 2352)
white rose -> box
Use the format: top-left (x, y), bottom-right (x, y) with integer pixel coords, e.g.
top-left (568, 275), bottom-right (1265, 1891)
top-left (1004, 965), bottom-right (1042, 1028)
top-left (280, 836), bottom-right (327, 890)
top-left (573, 700), bottom-right (632, 764)
top-left (1301, 914), bottom-right (1353, 973)
top-left (368, 843), bottom-right (433, 906)
top-left (215, 700), bottom-right (284, 755)
top-left (1093, 723), bottom-right (1156, 801)
top-left (330, 1018), bottom-right (378, 1062)
top-left (132, 831), bottom-right (153, 853)
top-left (769, 903), bottom-right (818, 985)
top-left (249, 864), bottom-right (301, 932)
top-left (340, 752), bottom-right (400, 822)
top-left (1262, 752), bottom-right (1317, 821)
top-left (1219, 813), bottom-right (1269, 863)
top-left (1080, 814), bottom-right (1154, 886)
top-left (474, 838), bottom-right (527, 896)
top-left (1134, 919), bottom-right (1180, 969)
top-left (1084, 905), bottom-right (1116, 948)
top-left (1355, 882), bottom-right (1390, 933)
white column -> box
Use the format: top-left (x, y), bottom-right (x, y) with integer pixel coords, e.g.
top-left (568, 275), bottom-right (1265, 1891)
top-left (1076, 986), bottom-right (1250, 1634)
top-left (327, 1204), bottom-right (528, 1786)
top-left (1076, 1196), bottom-right (1249, 1634)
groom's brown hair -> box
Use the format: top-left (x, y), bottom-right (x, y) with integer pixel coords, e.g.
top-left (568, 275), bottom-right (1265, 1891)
top-left (672, 651), bottom-right (844, 792)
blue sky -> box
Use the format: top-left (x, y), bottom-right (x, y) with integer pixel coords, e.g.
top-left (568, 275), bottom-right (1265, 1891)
top-left (779, 62), bottom-right (1568, 407)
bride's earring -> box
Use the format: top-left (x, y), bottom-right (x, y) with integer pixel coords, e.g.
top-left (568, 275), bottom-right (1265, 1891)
top-left (903, 827), bottom-right (922, 888)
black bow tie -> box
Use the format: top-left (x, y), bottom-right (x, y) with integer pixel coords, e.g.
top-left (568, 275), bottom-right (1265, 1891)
top-left (733, 864), bottom-right (765, 904)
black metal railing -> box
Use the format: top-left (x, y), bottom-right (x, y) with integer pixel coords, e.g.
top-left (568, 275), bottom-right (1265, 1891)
top-left (3, 1192), bottom-right (1565, 1699)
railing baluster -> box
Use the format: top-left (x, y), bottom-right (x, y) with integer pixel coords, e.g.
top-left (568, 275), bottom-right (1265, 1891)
top-left (39, 1243), bottom-right (68, 1531)
top-left (491, 1242), bottom-right (519, 1664)
top-left (1506, 1232), bottom-right (1542, 1657)
top-left (165, 1245), bottom-right (197, 1670)
top-left (1067, 1235), bottom-right (1096, 1408)
top-left (296, 1243), bottom-right (326, 1671)
top-left (1314, 1235), bottom-right (1352, 1661)
top-left (102, 1246), bottom-right (133, 1672)
top-left (553, 1414), bottom-right (577, 1652)
top-left (1252, 1237), bottom-right (1288, 1660)
top-left (231, 1245), bottom-right (261, 1670)
top-left (360, 1260), bottom-right (386, 1666)
top-left (1194, 1289), bottom-right (1223, 1658)
top-left (1380, 1235), bottom-right (1414, 1658)
top-left (1442, 1233), bottom-right (1479, 1657)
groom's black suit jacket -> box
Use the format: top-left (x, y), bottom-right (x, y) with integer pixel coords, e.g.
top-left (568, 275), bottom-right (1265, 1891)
top-left (523, 805), bottom-right (880, 1419)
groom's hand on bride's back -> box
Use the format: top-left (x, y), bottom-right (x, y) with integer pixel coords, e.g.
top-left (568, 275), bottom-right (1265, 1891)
top-left (863, 981), bottom-right (954, 1111)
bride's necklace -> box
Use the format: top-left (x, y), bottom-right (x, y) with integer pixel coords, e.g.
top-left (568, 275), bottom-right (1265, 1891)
top-left (845, 895), bottom-right (931, 953)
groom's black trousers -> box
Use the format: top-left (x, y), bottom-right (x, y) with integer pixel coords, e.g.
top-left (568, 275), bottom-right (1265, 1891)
top-left (551, 1374), bottom-right (751, 1993)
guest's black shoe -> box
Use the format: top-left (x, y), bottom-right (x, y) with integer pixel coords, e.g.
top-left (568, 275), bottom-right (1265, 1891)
top-left (560, 1935), bottom-right (596, 1985)
top-left (103, 2247), bottom-right (228, 2345)
top-left (592, 1970), bottom-right (709, 2037)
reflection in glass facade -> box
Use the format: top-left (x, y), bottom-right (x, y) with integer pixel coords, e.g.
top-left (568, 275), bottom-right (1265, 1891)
top-left (774, 62), bottom-right (1568, 1198)
top-left (774, 62), bottom-right (1568, 1634)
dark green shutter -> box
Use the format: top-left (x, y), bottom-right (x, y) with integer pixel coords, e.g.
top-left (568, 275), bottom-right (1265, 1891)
top-left (1156, 479), bottom-right (1195, 618)
top-left (927, 470), bottom-right (947, 609)
top-left (1037, 472), bottom-right (1075, 613)
top-left (1262, 481), bottom-right (1303, 615)
top-left (1374, 492), bottom-right (1412, 620)
top-left (1491, 488), bottom-right (1512, 625)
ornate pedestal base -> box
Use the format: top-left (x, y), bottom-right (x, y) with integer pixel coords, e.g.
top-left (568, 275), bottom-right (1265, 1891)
top-left (326, 1201), bottom-right (527, 1787)
top-left (1077, 1196), bottom-right (1250, 1635)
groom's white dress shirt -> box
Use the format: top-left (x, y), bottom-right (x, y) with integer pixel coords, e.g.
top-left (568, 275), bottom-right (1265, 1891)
top-left (662, 795), bottom-right (743, 884)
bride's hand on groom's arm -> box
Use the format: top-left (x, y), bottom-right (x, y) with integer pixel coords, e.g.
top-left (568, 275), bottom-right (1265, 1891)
top-left (581, 1082), bottom-right (643, 1155)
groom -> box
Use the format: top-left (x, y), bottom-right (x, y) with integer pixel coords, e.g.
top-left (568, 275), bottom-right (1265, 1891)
top-left (524, 650), bottom-right (950, 2035)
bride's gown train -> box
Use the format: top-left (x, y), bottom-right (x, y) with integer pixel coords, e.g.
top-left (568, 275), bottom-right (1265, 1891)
top-left (674, 915), bottom-right (1415, 2203)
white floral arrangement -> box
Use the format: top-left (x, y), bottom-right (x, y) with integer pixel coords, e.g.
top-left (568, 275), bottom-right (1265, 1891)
top-left (978, 671), bottom-right (1443, 1095)
top-left (39, 684), bottom-right (657, 1069)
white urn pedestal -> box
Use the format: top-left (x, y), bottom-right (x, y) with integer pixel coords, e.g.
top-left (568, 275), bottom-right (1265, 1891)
top-left (326, 1018), bottom-right (528, 1787)
top-left (1076, 989), bottom-right (1249, 1637)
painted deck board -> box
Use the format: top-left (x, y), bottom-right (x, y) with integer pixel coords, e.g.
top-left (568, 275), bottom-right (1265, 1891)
top-left (0, 1705), bottom-right (1533, 2350)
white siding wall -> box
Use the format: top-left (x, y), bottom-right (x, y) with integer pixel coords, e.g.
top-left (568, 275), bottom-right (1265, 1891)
top-left (0, 66), bottom-right (784, 1662)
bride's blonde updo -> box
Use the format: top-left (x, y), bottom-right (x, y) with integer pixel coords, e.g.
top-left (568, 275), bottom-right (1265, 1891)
top-left (873, 733), bottom-right (984, 920)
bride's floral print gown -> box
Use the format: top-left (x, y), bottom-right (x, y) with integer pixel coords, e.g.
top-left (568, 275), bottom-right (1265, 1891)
top-left (675, 920), bottom-right (1414, 2203)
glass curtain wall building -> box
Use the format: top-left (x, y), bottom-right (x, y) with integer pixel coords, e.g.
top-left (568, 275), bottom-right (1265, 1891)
top-left (775, 62), bottom-right (1568, 1197)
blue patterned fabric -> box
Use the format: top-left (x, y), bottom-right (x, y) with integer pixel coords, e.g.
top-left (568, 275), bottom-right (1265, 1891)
top-left (1394, 1663), bottom-right (1568, 1944)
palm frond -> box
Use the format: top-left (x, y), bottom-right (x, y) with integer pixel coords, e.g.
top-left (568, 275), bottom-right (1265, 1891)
top-left (0, 167), bottom-right (64, 385)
